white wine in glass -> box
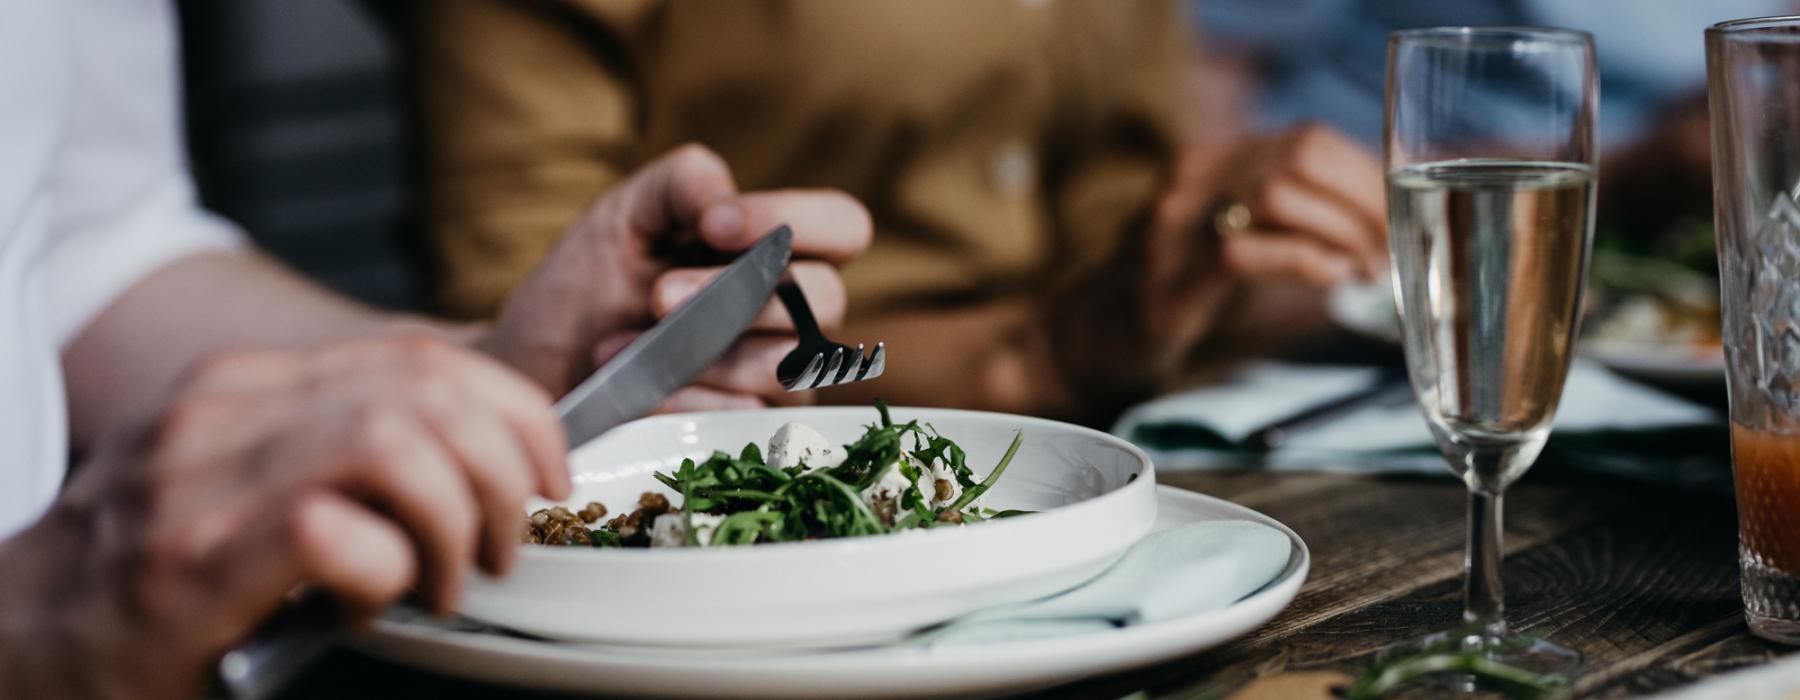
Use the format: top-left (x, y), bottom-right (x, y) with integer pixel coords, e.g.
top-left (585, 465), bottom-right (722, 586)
top-left (1385, 27), bottom-right (1595, 675)
top-left (1388, 159), bottom-right (1593, 489)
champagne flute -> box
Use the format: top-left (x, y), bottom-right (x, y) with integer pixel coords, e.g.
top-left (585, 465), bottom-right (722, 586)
top-left (1385, 27), bottom-right (1596, 666)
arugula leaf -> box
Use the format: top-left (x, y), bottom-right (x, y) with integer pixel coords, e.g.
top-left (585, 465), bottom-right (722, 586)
top-left (1346, 641), bottom-right (1568, 699)
top-left (943, 431), bottom-right (1022, 513)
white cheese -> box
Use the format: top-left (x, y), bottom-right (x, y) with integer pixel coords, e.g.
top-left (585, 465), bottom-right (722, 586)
top-left (765, 422), bottom-right (846, 471)
top-left (649, 512), bottom-right (725, 548)
top-left (858, 455), bottom-right (982, 517)
top-left (860, 457), bottom-right (916, 517)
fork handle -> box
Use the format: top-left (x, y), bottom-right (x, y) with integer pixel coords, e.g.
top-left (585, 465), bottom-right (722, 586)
top-left (775, 278), bottom-right (825, 339)
top-left (216, 593), bottom-right (342, 700)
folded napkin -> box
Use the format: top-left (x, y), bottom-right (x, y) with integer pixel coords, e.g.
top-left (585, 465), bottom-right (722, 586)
top-left (916, 520), bottom-right (1292, 646)
top-left (1115, 360), bottom-right (1727, 486)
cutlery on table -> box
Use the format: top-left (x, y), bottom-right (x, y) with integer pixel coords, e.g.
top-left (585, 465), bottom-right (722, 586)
top-left (216, 226), bottom-right (795, 700)
top-left (774, 277), bottom-right (885, 391)
top-left (1243, 366), bottom-right (1410, 452)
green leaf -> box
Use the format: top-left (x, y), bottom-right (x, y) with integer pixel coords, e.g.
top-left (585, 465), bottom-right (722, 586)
top-left (944, 431), bottom-right (1022, 512)
top-left (1347, 647), bottom-right (1567, 700)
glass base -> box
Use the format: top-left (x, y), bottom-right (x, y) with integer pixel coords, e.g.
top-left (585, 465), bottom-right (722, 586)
top-left (1744, 557), bottom-right (1800, 645)
top-left (1352, 626), bottom-right (1580, 697)
top-left (1749, 613), bottom-right (1800, 645)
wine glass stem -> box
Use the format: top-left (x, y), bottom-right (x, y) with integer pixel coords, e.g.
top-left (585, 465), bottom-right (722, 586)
top-left (1465, 487), bottom-right (1506, 639)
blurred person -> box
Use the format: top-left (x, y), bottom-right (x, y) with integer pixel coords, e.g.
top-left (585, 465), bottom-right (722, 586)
top-left (412, 0), bottom-right (1389, 425)
top-left (1197, 0), bottom-right (1790, 245)
top-left (0, 3), bottom-right (869, 697)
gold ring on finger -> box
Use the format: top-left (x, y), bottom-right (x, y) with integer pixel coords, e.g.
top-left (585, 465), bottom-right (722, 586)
top-left (1213, 200), bottom-right (1254, 239)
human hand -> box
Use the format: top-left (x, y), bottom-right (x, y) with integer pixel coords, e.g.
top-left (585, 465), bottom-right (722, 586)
top-left (1168, 123), bottom-right (1386, 289)
top-left (477, 144), bottom-right (872, 412)
top-left (1155, 122), bottom-right (1385, 353)
top-left (0, 334), bottom-right (568, 699)
top-left (1048, 124), bottom-right (1384, 418)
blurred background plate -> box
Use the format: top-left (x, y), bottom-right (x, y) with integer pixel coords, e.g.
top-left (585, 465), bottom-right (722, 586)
top-left (1329, 281), bottom-right (1725, 394)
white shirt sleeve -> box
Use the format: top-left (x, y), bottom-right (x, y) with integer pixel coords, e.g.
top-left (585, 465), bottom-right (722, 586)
top-left (39, 0), bottom-right (244, 346)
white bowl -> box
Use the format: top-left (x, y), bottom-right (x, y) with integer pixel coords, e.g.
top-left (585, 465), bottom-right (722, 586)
top-left (457, 406), bottom-right (1158, 647)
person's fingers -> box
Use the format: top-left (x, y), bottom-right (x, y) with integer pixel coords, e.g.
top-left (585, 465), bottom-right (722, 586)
top-left (361, 334), bottom-right (571, 502)
top-left (615, 144), bottom-right (740, 237)
top-left (1220, 230), bottom-right (1359, 287)
top-left (781, 263), bottom-right (849, 331)
top-left (583, 332), bottom-right (810, 408)
top-left (429, 351), bottom-right (572, 504)
top-left (1280, 124), bottom-right (1387, 235)
top-left (654, 386), bottom-right (766, 414)
top-left (697, 189), bottom-right (871, 263)
top-left (651, 261), bottom-right (845, 332)
top-left (687, 335), bottom-right (795, 397)
top-left (590, 332), bottom-right (640, 371)
top-left (334, 407), bottom-right (481, 614)
top-left (411, 397), bottom-right (536, 576)
top-left (220, 490), bottom-right (418, 626)
top-left (1246, 175), bottom-right (1386, 278)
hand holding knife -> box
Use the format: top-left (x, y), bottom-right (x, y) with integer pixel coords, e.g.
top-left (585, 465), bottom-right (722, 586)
top-left (217, 226), bottom-right (795, 700)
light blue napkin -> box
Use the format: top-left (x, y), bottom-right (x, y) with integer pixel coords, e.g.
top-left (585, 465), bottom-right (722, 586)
top-left (918, 521), bottom-right (1292, 646)
top-left (1114, 360), bottom-right (1725, 484)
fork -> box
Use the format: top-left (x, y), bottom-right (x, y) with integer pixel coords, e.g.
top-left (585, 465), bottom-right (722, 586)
top-left (775, 278), bottom-right (885, 391)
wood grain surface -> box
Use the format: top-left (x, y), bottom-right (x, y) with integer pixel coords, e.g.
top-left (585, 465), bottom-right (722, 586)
top-left (277, 470), bottom-right (1797, 699)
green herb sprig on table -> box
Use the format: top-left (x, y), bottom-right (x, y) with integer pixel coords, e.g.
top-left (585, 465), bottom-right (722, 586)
top-left (645, 401), bottom-right (1025, 546)
top-left (1345, 639), bottom-right (1569, 700)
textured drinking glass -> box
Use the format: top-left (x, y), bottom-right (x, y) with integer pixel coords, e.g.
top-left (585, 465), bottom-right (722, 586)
top-left (1708, 15), bottom-right (1800, 646)
top-left (1385, 27), bottom-right (1596, 663)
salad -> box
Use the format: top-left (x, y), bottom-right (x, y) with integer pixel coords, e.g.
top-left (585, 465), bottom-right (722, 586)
top-left (525, 403), bottom-right (1025, 548)
top-left (1585, 221), bottom-right (1721, 355)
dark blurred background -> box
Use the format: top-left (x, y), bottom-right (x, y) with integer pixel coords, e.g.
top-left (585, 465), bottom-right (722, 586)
top-left (176, 0), bottom-right (419, 310)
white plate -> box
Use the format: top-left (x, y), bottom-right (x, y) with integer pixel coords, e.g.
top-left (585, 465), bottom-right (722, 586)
top-left (1580, 340), bottom-right (1725, 386)
top-left (460, 406), bottom-right (1160, 647)
top-left (354, 486), bottom-right (1309, 699)
top-left (1328, 282), bottom-right (1725, 385)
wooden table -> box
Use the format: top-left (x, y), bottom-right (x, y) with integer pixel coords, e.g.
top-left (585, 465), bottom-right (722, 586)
top-left (280, 470), bottom-right (1796, 699)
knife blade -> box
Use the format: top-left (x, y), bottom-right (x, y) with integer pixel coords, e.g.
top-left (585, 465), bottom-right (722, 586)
top-left (217, 225), bottom-right (792, 700)
top-left (555, 224), bottom-right (791, 446)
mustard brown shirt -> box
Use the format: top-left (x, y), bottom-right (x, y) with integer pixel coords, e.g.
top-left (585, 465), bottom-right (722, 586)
top-left (417, 0), bottom-right (1189, 319)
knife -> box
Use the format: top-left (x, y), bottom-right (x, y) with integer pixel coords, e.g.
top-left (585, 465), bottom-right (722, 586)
top-left (217, 225), bottom-right (793, 700)
top-left (1243, 365), bottom-right (1410, 452)
top-left (556, 225), bottom-right (791, 444)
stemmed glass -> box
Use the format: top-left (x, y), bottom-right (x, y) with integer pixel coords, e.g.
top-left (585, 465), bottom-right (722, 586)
top-left (1384, 27), bottom-right (1596, 666)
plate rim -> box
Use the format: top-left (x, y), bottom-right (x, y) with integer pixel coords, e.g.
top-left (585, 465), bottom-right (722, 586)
top-left (353, 484), bottom-right (1311, 698)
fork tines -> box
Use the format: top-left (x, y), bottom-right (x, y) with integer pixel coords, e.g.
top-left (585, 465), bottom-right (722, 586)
top-left (791, 342), bottom-right (885, 390)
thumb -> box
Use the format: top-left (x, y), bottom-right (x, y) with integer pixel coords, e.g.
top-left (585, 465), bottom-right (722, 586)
top-left (615, 144), bottom-right (739, 239)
